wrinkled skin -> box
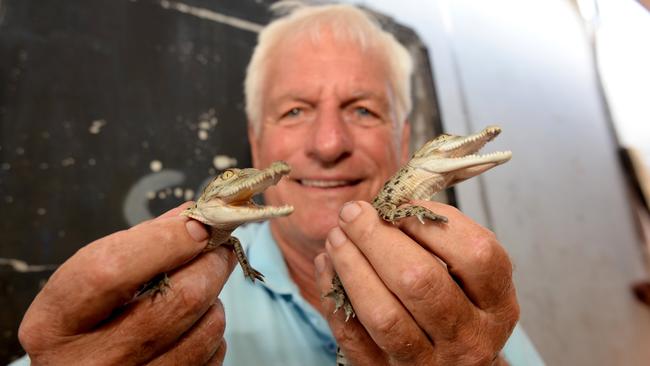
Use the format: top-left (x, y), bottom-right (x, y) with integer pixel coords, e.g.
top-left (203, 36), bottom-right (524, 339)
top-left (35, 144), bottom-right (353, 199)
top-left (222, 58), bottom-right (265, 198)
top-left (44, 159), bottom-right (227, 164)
top-left (19, 204), bottom-right (234, 365)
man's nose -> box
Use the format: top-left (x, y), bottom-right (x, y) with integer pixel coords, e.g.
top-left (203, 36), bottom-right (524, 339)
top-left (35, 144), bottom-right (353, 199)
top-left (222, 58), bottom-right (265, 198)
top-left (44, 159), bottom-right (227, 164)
top-left (306, 107), bottom-right (353, 165)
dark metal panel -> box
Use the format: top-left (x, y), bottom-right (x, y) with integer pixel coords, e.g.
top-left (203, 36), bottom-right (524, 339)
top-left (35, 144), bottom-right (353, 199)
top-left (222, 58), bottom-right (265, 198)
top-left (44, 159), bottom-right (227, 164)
top-left (0, 1), bottom-right (442, 362)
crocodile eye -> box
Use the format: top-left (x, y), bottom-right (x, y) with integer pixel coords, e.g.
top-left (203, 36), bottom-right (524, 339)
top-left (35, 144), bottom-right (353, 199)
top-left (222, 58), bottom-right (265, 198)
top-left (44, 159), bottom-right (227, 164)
top-left (221, 170), bottom-right (234, 179)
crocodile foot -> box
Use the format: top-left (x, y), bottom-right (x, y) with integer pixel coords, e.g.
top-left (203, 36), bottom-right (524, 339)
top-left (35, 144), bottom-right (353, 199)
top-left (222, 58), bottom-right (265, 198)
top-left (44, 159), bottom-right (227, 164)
top-left (137, 272), bottom-right (171, 299)
top-left (242, 263), bottom-right (265, 282)
top-left (228, 236), bottom-right (265, 283)
top-left (325, 274), bottom-right (355, 321)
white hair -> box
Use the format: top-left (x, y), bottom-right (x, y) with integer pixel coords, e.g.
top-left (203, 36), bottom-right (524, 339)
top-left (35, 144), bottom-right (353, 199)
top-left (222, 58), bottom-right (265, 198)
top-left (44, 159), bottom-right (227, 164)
top-left (244, 1), bottom-right (414, 135)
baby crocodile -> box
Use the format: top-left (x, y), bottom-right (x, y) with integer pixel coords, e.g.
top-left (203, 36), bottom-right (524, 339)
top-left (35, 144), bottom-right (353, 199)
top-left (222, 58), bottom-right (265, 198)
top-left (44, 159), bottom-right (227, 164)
top-left (328, 126), bottom-right (512, 366)
top-left (142, 161), bottom-right (293, 296)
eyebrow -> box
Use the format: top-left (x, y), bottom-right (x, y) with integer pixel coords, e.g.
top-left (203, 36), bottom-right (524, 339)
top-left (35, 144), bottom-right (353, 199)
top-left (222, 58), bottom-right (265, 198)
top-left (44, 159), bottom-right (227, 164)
top-left (268, 91), bottom-right (322, 111)
top-left (273, 94), bottom-right (316, 105)
top-left (342, 91), bottom-right (390, 109)
top-left (271, 89), bottom-right (390, 109)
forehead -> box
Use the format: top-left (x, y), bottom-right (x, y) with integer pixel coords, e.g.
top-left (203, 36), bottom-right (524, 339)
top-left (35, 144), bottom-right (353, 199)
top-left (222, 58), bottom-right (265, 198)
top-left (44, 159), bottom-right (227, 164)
top-left (263, 32), bottom-right (393, 99)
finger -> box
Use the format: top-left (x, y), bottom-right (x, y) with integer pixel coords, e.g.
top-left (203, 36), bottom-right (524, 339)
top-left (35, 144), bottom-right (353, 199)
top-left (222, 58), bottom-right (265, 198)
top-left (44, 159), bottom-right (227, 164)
top-left (314, 253), bottom-right (386, 366)
top-left (205, 339), bottom-right (227, 365)
top-left (25, 213), bottom-right (213, 334)
top-left (337, 201), bottom-right (476, 341)
top-left (149, 300), bottom-right (227, 366)
top-left (398, 200), bottom-right (516, 310)
top-left (92, 247), bottom-right (236, 365)
top-left (132, 201), bottom-right (195, 228)
top-left (324, 227), bottom-right (435, 364)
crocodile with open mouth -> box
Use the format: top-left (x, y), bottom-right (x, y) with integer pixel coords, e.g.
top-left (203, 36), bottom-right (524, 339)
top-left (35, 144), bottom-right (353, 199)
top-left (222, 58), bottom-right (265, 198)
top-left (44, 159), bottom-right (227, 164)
top-left (182, 160), bottom-right (294, 282)
top-left (141, 161), bottom-right (294, 296)
top-left (328, 125), bottom-right (513, 366)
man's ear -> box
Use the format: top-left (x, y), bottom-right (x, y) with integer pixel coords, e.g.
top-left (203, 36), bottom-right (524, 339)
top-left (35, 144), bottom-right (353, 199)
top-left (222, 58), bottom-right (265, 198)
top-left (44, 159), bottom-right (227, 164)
top-left (399, 121), bottom-right (411, 165)
top-left (247, 123), bottom-right (261, 168)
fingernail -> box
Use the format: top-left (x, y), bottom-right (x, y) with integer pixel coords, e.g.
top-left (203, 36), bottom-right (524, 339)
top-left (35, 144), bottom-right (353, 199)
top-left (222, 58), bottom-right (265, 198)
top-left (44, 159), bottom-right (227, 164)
top-left (328, 227), bottom-right (347, 247)
top-left (314, 253), bottom-right (327, 274)
top-left (340, 202), bottom-right (361, 222)
top-left (185, 220), bottom-right (209, 242)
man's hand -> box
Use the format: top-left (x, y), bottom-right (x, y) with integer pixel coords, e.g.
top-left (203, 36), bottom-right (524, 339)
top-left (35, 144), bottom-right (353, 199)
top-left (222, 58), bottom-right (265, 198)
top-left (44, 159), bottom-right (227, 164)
top-left (315, 200), bottom-right (519, 365)
top-left (18, 203), bottom-right (237, 365)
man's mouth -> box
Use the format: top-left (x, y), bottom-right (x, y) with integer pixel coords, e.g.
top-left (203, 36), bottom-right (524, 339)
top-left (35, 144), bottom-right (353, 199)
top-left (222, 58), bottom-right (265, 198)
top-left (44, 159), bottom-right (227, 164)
top-left (297, 179), bottom-right (362, 188)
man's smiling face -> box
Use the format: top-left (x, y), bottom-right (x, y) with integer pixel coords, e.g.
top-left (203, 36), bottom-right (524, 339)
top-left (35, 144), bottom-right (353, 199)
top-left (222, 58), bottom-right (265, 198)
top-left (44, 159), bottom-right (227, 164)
top-left (249, 31), bottom-right (410, 247)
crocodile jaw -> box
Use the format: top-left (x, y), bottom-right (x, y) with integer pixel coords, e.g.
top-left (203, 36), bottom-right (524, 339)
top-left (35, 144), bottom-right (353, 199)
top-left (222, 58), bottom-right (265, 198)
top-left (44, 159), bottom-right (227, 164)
top-left (409, 125), bottom-right (512, 186)
top-left (215, 161), bottom-right (292, 203)
top-left (182, 161), bottom-right (294, 228)
top-left (188, 202), bottom-right (293, 226)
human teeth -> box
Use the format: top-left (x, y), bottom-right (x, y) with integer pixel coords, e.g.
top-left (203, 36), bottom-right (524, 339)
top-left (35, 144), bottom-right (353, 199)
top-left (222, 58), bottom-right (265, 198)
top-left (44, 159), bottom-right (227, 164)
top-left (301, 179), bottom-right (350, 188)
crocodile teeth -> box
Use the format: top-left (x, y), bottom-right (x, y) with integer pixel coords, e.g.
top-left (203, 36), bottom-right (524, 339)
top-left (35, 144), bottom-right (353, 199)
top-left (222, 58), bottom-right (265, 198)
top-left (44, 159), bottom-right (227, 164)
top-left (451, 151), bottom-right (512, 160)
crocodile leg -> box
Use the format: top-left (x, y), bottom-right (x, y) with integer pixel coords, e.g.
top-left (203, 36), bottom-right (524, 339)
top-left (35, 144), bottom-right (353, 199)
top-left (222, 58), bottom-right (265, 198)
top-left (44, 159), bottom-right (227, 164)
top-left (135, 272), bottom-right (171, 300)
top-left (326, 275), bottom-right (353, 366)
top-left (137, 233), bottom-right (263, 300)
top-left (225, 236), bottom-right (265, 283)
top-left (325, 274), bottom-right (355, 320)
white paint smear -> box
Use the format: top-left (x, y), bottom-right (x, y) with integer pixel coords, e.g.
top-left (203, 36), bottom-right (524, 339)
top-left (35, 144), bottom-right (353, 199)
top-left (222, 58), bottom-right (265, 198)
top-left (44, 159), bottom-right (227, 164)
top-left (0, 258), bottom-right (58, 273)
top-left (150, 160), bottom-right (163, 172)
top-left (198, 120), bottom-right (211, 130)
top-left (89, 119), bottom-right (107, 134)
top-left (158, 0), bottom-right (263, 33)
top-left (174, 187), bottom-right (184, 198)
top-left (213, 155), bottom-right (238, 169)
top-left (61, 157), bottom-right (75, 167)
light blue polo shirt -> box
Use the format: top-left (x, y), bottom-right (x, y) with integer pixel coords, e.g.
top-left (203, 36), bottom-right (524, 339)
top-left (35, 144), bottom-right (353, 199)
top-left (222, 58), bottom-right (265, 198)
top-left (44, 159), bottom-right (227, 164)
top-left (222, 221), bottom-right (545, 366)
top-left (10, 221), bottom-right (544, 366)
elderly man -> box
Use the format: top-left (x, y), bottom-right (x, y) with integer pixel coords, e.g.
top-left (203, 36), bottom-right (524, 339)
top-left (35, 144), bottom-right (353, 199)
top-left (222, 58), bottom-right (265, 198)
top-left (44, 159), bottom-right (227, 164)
top-left (16, 3), bottom-right (542, 366)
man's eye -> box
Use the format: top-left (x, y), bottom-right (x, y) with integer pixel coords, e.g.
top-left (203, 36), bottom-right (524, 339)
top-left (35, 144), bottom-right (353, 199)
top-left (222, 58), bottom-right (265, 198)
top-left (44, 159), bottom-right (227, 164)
top-left (345, 106), bottom-right (383, 127)
top-left (286, 108), bottom-right (302, 117)
top-left (355, 107), bottom-right (372, 116)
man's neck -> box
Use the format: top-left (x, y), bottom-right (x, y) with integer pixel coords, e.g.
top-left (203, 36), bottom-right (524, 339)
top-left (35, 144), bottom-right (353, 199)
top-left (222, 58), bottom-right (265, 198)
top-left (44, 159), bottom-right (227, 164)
top-left (269, 223), bottom-right (326, 314)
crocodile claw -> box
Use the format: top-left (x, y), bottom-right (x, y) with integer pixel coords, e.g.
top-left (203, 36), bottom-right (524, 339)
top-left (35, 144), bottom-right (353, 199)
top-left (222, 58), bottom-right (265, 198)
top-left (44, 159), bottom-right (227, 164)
top-left (325, 274), bottom-right (356, 321)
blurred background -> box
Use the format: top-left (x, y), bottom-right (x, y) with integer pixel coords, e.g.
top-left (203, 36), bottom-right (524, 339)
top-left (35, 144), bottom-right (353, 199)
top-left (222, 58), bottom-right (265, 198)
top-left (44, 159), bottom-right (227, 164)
top-left (1, 0), bottom-right (649, 364)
